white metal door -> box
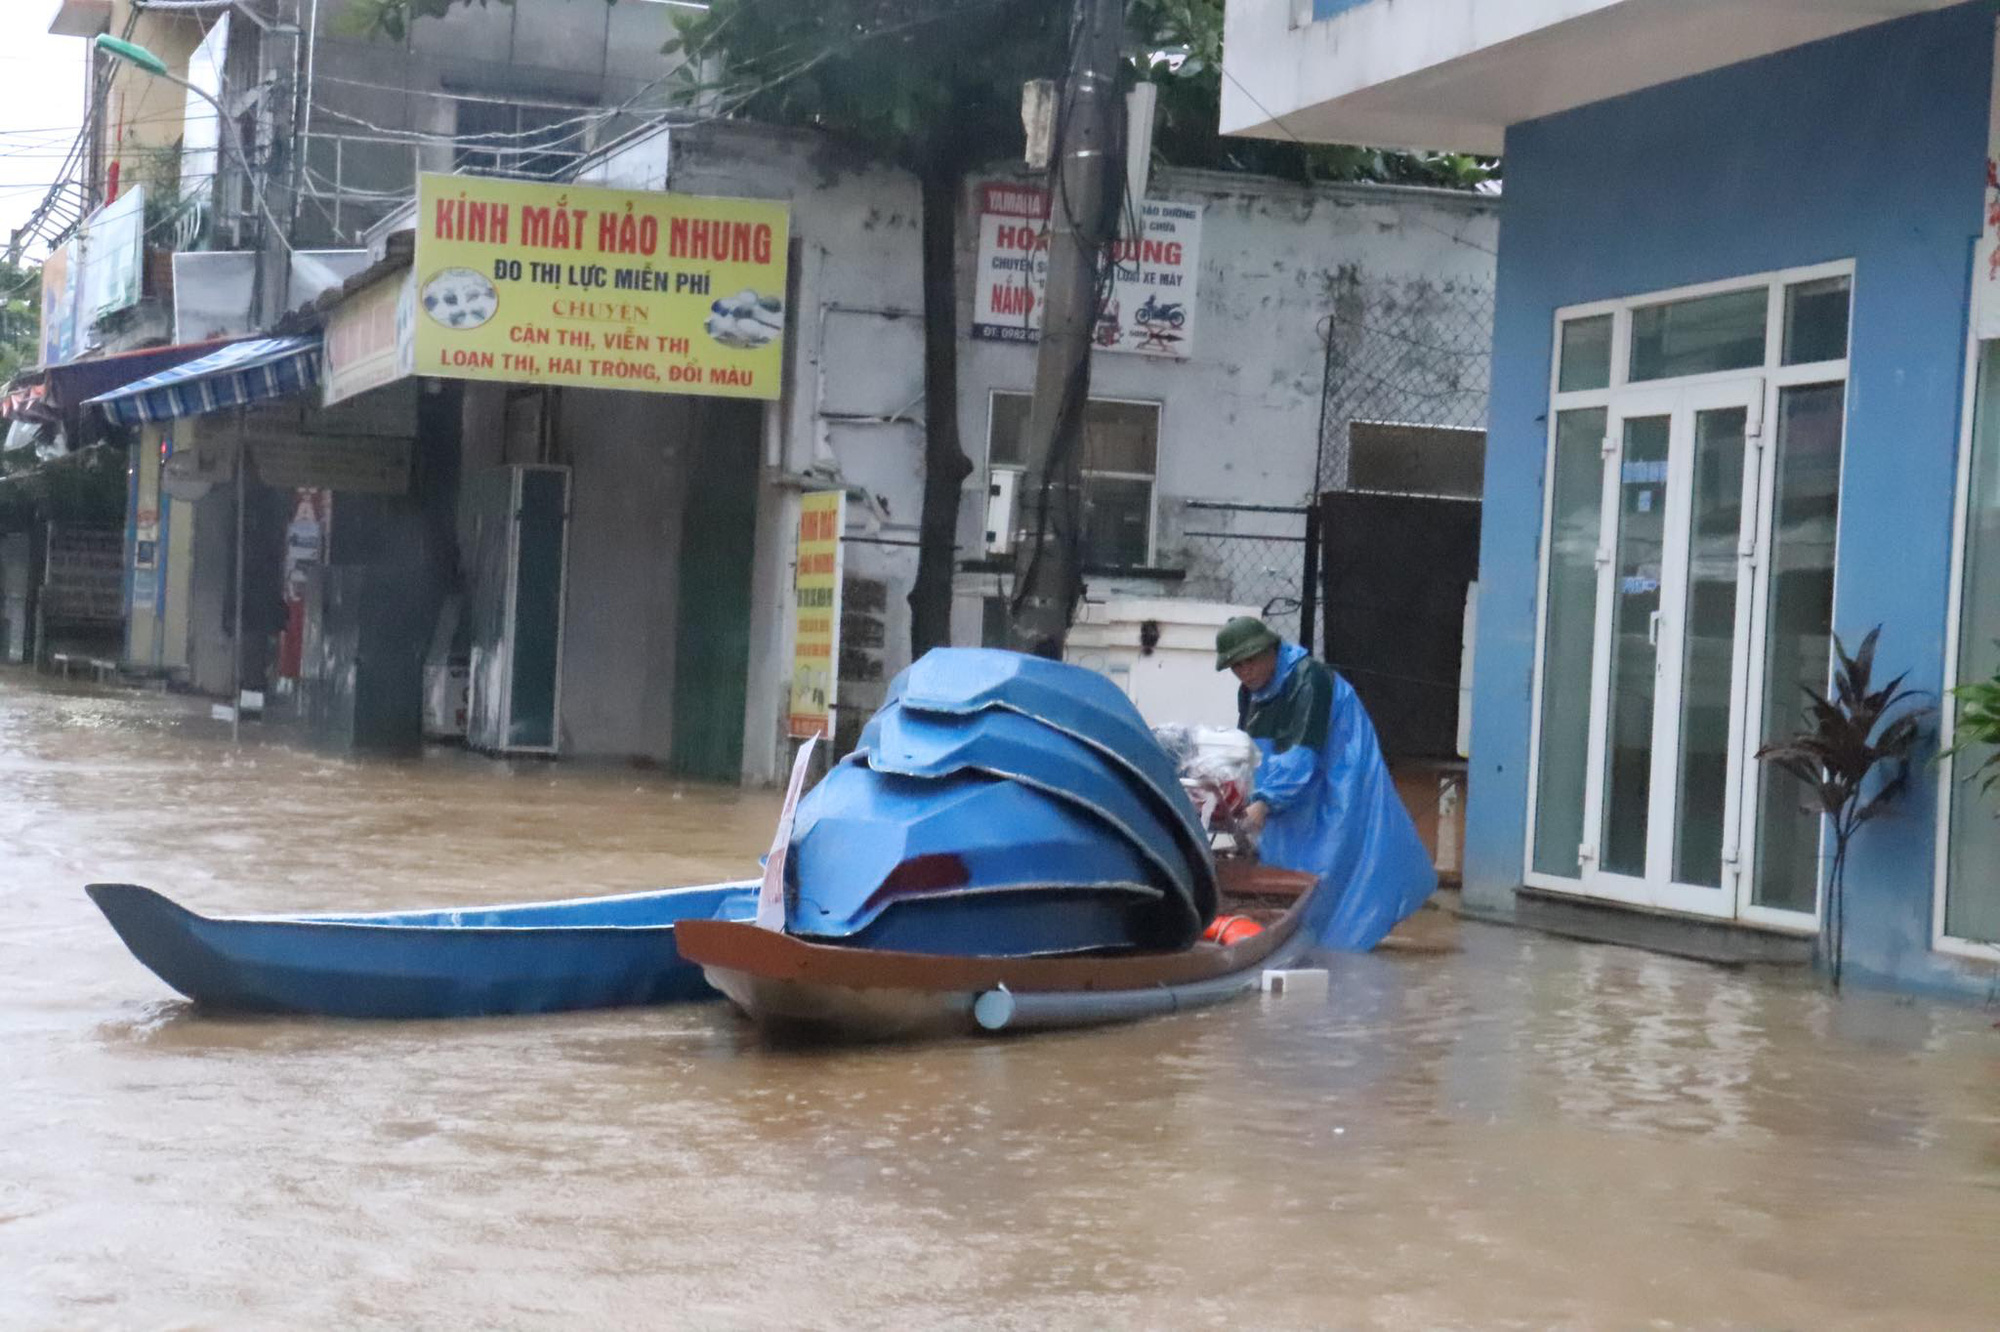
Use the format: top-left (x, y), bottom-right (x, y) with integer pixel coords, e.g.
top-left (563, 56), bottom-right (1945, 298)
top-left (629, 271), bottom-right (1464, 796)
top-left (1579, 379), bottom-right (1763, 915)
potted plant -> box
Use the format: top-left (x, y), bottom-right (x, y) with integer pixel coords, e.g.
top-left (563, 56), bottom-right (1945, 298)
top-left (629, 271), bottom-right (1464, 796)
top-left (1755, 627), bottom-right (1933, 990)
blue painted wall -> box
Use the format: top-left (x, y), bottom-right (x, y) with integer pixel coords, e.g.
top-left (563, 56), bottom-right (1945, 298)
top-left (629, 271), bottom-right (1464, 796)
top-left (1473, 3), bottom-right (1996, 997)
top-left (1311, 0), bottom-right (1373, 20)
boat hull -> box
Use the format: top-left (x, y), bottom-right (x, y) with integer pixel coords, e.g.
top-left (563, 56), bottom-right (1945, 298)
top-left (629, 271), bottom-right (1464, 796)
top-left (678, 861), bottom-right (1319, 1042)
top-left (804, 882), bottom-right (1168, 958)
top-left (702, 968), bottom-right (980, 1042)
top-left (86, 881), bottom-right (757, 1019)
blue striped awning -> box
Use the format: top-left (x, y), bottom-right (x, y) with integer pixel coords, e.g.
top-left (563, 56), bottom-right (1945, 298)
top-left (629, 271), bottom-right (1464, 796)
top-left (85, 336), bottom-right (322, 426)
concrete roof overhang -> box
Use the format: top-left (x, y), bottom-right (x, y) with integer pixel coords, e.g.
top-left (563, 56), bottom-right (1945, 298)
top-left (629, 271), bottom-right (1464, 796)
top-left (1221, 0), bottom-right (1966, 154)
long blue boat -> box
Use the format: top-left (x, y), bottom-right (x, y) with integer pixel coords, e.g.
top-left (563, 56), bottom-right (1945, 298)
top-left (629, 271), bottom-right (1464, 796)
top-left (85, 880), bottom-right (757, 1019)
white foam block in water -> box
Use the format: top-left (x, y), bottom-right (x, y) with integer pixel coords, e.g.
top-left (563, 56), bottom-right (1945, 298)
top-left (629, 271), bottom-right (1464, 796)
top-left (1260, 968), bottom-right (1329, 997)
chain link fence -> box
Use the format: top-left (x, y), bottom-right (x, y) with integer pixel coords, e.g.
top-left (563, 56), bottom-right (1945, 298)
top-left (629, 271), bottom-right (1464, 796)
top-left (1178, 502), bottom-right (1315, 644)
top-left (1313, 270), bottom-right (1493, 761)
top-left (1316, 271), bottom-right (1495, 498)
top-left (1171, 274), bottom-right (1493, 643)
top-left (1152, 272), bottom-right (1492, 662)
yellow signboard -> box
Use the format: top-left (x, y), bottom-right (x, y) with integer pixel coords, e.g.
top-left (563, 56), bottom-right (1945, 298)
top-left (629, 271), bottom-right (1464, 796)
top-left (413, 172), bottom-right (788, 400)
top-left (789, 490), bottom-right (846, 739)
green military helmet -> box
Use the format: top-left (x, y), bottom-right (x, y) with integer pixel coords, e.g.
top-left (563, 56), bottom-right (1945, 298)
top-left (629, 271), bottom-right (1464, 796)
top-left (1215, 615), bottom-right (1280, 671)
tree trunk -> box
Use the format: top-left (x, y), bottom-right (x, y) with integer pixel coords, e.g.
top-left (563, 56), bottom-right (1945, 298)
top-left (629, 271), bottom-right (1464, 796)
top-left (907, 162), bottom-right (972, 659)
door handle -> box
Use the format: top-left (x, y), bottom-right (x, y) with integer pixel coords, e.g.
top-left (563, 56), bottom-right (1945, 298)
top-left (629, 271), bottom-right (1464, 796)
top-left (1648, 609), bottom-right (1662, 648)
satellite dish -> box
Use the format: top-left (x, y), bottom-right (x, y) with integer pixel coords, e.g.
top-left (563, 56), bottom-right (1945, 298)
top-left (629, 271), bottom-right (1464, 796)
top-left (160, 443), bottom-right (233, 503)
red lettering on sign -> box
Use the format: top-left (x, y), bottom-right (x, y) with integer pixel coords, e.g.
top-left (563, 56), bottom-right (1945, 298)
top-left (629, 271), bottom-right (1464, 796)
top-left (990, 284), bottom-right (1034, 317)
top-left (434, 197), bottom-right (511, 244)
top-left (669, 218), bottom-right (774, 264)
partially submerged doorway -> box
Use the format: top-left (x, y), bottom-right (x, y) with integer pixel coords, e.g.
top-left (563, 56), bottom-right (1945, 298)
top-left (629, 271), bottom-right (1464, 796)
top-left (670, 399), bottom-right (763, 782)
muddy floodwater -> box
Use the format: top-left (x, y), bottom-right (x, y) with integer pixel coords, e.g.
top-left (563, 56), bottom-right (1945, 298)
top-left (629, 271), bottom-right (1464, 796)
top-left (4, 674), bottom-right (1999, 1330)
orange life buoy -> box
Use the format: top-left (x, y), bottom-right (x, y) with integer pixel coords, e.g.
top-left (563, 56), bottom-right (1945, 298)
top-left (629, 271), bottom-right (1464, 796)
top-left (1201, 914), bottom-right (1264, 947)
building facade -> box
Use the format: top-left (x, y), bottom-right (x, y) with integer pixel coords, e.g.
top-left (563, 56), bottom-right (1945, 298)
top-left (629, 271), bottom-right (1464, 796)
top-left (940, 167), bottom-right (1498, 724)
top-left (27, 0), bottom-right (1501, 801)
top-left (1223, 0), bottom-right (2000, 996)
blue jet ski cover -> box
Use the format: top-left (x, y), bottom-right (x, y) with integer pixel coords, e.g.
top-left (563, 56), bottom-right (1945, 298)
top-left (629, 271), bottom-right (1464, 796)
top-left (852, 701), bottom-right (1203, 932)
top-left (787, 764), bottom-right (1167, 943)
top-left (885, 649), bottom-right (1215, 921)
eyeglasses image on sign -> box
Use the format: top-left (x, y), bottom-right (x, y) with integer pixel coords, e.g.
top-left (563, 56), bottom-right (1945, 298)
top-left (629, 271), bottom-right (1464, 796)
top-left (421, 268), bottom-right (499, 330)
top-left (705, 289), bottom-right (784, 349)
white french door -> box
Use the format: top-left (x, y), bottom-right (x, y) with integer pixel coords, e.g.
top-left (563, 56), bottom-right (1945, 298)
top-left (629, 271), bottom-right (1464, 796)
top-left (1575, 378), bottom-right (1765, 915)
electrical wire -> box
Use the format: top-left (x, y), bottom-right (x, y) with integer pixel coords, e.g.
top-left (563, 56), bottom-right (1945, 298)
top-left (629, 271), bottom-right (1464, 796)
top-left (302, 165), bottom-right (422, 201)
top-left (174, 4), bottom-right (781, 246)
top-left (297, 21), bottom-right (798, 160)
top-left (301, 6), bottom-right (980, 218)
top-left (310, 73), bottom-right (681, 116)
top-left (0, 111), bottom-right (220, 141)
top-left (22, 0), bottom-right (1003, 248)
top-left (15, 0), bottom-right (1017, 270)
top-left (296, 0), bottom-right (879, 157)
top-left (311, 95), bottom-right (638, 149)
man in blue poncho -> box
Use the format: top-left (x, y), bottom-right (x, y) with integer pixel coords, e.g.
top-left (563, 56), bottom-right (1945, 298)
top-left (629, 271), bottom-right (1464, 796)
top-left (1216, 616), bottom-right (1436, 951)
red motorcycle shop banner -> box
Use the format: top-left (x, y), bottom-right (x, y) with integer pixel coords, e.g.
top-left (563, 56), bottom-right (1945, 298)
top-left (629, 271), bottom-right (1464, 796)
top-left (970, 182), bottom-right (1203, 359)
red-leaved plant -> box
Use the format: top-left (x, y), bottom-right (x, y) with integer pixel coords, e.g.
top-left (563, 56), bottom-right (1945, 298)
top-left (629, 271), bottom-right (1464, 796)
top-left (1754, 628), bottom-right (1933, 991)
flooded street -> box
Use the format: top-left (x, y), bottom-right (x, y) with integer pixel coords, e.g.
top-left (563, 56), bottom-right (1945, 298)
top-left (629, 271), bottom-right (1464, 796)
top-left (4, 672), bottom-right (1998, 1330)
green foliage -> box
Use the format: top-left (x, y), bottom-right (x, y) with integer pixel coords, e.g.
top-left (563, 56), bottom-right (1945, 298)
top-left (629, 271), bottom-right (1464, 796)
top-left (337, 0), bottom-right (518, 43)
top-left (0, 261), bottom-right (42, 384)
top-left (1946, 646), bottom-right (2000, 804)
top-left (669, 0), bottom-right (1497, 188)
top-left (1131, 0), bottom-right (1496, 188)
top-left (126, 144), bottom-right (199, 244)
top-left (1754, 627), bottom-right (1934, 988)
top-left (343, 0), bottom-right (1496, 189)
top-left (667, 1), bottom-right (1067, 177)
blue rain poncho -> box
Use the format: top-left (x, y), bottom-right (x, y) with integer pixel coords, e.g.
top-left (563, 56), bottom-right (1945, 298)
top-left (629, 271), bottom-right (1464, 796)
top-left (1240, 642), bottom-right (1436, 950)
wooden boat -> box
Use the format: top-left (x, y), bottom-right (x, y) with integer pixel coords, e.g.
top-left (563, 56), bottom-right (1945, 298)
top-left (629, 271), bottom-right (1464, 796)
top-left (85, 879), bottom-right (757, 1019)
top-left (676, 860), bottom-right (1319, 1041)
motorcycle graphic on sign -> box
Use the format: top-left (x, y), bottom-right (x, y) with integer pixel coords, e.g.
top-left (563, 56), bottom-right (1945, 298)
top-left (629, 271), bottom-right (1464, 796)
top-left (1132, 295), bottom-right (1186, 353)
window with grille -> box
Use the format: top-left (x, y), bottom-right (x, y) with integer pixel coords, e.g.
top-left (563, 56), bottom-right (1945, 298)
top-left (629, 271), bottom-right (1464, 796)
top-left (452, 98), bottom-right (590, 181)
top-left (987, 391), bottom-right (1159, 568)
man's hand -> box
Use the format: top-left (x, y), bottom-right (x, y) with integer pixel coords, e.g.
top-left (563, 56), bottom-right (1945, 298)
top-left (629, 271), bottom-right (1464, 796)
top-left (1240, 800), bottom-right (1269, 836)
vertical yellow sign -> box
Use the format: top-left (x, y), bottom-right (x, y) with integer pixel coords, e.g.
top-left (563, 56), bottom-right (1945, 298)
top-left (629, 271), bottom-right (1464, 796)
top-left (789, 490), bottom-right (845, 739)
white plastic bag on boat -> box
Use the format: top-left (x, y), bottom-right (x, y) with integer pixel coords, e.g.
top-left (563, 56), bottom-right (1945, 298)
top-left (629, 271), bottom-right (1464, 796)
top-left (1171, 726), bottom-right (1259, 830)
top-left (1151, 723), bottom-right (1198, 769)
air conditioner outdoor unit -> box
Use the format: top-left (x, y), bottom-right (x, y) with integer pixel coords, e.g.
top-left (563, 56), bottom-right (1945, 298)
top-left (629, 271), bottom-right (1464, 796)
top-left (984, 469), bottom-right (1019, 554)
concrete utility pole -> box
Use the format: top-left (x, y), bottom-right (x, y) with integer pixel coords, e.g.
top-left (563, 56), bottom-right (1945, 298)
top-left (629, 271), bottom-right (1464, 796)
top-left (1007, 0), bottom-right (1125, 658)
